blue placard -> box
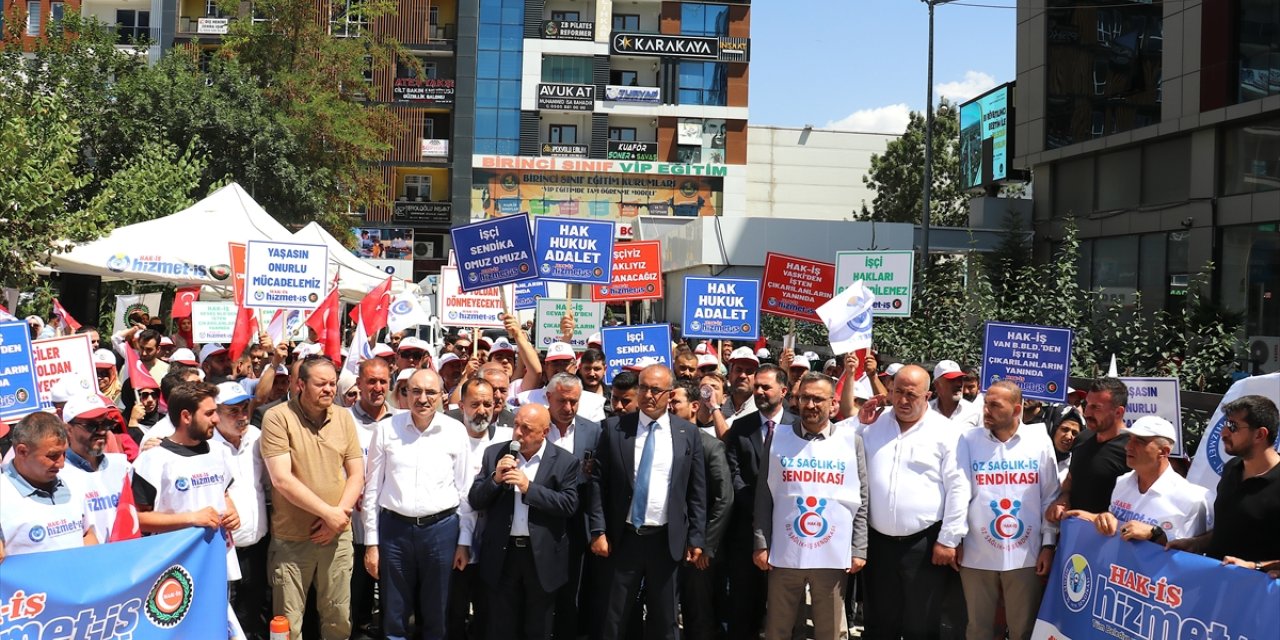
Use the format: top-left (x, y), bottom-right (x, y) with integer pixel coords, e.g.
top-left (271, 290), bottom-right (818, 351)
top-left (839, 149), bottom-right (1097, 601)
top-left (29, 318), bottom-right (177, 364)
top-left (981, 321), bottom-right (1073, 403)
top-left (533, 217), bottom-right (615, 284)
top-left (514, 280), bottom-right (548, 311)
top-left (681, 277), bottom-right (760, 340)
top-left (0, 528), bottom-right (230, 638)
top-left (0, 320), bottom-right (41, 421)
top-left (601, 324), bottom-right (673, 384)
top-left (449, 214), bottom-right (538, 292)
top-left (1032, 518), bottom-right (1280, 640)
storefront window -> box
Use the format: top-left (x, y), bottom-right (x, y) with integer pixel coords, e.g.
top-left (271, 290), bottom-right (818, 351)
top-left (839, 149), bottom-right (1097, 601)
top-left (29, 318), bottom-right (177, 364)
top-left (542, 55), bottom-right (593, 84)
top-left (1092, 235), bottom-right (1139, 308)
top-left (677, 61), bottom-right (726, 106)
top-left (1222, 115), bottom-right (1280, 196)
top-left (1220, 224), bottom-right (1280, 342)
top-left (1238, 0), bottom-right (1280, 104)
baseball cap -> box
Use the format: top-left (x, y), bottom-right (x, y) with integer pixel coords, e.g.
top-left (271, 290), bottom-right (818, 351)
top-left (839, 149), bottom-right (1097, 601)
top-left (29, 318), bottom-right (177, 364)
top-left (756, 348), bottom-right (771, 360)
top-left (933, 360), bottom-right (964, 381)
top-left (50, 376), bottom-right (94, 404)
top-left (478, 335), bottom-right (493, 349)
top-left (694, 342), bottom-right (709, 355)
top-left (790, 357), bottom-right (810, 371)
top-left (170, 348), bottom-right (199, 366)
top-left (802, 351), bottom-right (819, 362)
top-left (93, 349), bottom-right (117, 369)
top-left (1124, 416), bottom-right (1177, 441)
top-left (824, 358), bottom-right (838, 371)
top-left (489, 338), bottom-right (515, 355)
top-left (884, 362), bottom-right (904, 377)
top-left (436, 352), bottom-right (462, 370)
top-left (625, 356), bottom-right (661, 372)
top-left (24, 315), bottom-right (43, 327)
top-left (372, 343), bottom-right (395, 357)
top-left (395, 368), bottom-right (417, 384)
top-left (545, 341), bottom-right (576, 362)
top-left (587, 332), bottom-right (603, 348)
top-left (696, 354), bottom-right (720, 369)
top-left (63, 392), bottom-right (116, 422)
top-left (198, 344), bottom-right (228, 365)
top-left (456, 329), bottom-right (471, 339)
top-left (292, 342), bottom-right (323, 357)
top-left (729, 346), bottom-right (759, 365)
top-left (398, 337), bottom-right (430, 353)
top-left (216, 381), bottom-right (251, 406)
top-left (273, 364), bottom-right (289, 376)
top-left (159, 335), bottom-right (174, 347)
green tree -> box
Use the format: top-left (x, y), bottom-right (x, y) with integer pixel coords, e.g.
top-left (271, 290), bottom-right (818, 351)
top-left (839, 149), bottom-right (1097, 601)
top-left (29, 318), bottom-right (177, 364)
top-left (860, 98), bottom-right (967, 227)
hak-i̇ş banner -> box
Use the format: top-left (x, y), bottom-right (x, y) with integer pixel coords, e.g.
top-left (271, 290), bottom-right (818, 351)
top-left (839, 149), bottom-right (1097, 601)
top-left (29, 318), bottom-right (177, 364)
top-left (600, 324), bottom-right (672, 384)
top-left (0, 527), bottom-right (230, 638)
top-left (681, 276), bottom-right (760, 340)
top-left (1031, 518), bottom-right (1280, 640)
top-left (449, 214), bottom-right (538, 291)
top-left (533, 217), bottom-right (614, 284)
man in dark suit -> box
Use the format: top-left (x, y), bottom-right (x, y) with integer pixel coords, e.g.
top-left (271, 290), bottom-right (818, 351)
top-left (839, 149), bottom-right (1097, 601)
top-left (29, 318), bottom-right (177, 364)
top-left (722, 363), bottom-right (792, 639)
top-left (468, 404), bottom-right (581, 640)
top-left (589, 364), bottom-right (706, 640)
top-left (540, 374), bottom-right (602, 640)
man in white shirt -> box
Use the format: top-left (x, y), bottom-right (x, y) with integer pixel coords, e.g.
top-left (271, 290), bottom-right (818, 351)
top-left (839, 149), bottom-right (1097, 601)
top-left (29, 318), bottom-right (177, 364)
top-left (0, 413), bottom-right (99, 562)
top-left (930, 360), bottom-right (981, 429)
top-left (1066, 416), bottom-right (1211, 544)
top-left (722, 347), bottom-right (760, 427)
top-left (348, 358), bottom-right (396, 639)
top-left (213, 381), bottom-right (271, 640)
top-left (517, 342), bottom-right (607, 422)
top-left (956, 381), bottom-right (1059, 640)
top-left (858, 364), bottom-right (967, 640)
top-left (362, 368), bottom-right (472, 640)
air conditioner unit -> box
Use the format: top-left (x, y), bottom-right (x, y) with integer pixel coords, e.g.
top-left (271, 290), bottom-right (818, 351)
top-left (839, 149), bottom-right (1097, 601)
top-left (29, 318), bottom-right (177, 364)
top-left (413, 241), bottom-right (436, 260)
top-left (1248, 336), bottom-right (1280, 374)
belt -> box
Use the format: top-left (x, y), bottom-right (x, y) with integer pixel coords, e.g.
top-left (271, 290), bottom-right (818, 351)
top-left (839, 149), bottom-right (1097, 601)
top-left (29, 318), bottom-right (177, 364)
top-left (510, 536), bottom-right (531, 548)
top-left (627, 524), bottom-right (667, 536)
top-left (383, 507), bottom-right (456, 527)
top-left (872, 521), bottom-right (941, 543)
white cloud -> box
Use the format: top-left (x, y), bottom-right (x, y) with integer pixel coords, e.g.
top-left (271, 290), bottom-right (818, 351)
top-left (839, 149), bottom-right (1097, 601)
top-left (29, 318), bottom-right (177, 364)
top-left (935, 70), bottom-right (998, 103)
top-left (824, 103), bottom-right (912, 135)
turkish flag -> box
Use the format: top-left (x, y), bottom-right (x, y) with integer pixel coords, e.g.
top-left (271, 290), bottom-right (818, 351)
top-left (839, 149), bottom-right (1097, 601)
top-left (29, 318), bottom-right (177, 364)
top-left (109, 473), bottom-right (141, 542)
top-left (347, 277), bottom-right (392, 339)
top-left (171, 286), bottom-right (201, 318)
top-left (124, 343), bottom-right (159, 390)
top-left (307, 288), bottom-right (343, 367)
top-left (229, 304), bottom-right (258, 363)
top-left (51, 298), bottom-right (81, 334)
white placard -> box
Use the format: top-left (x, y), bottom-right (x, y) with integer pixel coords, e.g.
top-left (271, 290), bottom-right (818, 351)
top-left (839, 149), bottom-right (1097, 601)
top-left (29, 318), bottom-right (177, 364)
top-left (439, 266), bottom-right (508, 328)
top-left (535, 299), bottom-right (604, 351)
top-left (191, 301), bottom-right (238, 344)
top-left (1119, 377), bottom-right (1185, 457)
top-left (243, 240), bottom-right (328, 310)
top-left (32, 334), bottom-right (95, 410)
top-left (834, 250), bottom-right (915, 317)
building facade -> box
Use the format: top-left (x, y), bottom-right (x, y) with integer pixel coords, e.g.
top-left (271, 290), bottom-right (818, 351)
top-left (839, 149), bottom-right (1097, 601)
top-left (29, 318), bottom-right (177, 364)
top-left (746, 125), bottom-right (893, 220)
top-left (1016, 0), bottom-right (1280, 372)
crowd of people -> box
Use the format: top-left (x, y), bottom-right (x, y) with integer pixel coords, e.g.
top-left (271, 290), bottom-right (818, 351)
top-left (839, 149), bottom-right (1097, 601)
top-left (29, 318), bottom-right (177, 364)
top-left (1, 307), bottom-right (1278, 640)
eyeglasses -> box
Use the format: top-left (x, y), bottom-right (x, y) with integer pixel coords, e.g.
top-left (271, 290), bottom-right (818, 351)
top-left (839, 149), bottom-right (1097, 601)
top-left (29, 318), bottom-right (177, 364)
top-left (137, 390), bottom-right (158, 399)
top-left (637, 384), bottom-right (671, 396)
top-left (1224, 422), bottom-right (1254, 434)
top-left (72, 420), bottom-right (115, 432)
top-left (96, 370), bottom-right (112, 378)
top-left (796, 395), bottom-right (833, 406)
top-left (407, 388), bottom-right (442, 397)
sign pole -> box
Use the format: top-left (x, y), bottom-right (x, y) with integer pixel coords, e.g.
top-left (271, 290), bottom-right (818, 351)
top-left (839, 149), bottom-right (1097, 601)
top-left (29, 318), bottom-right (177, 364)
top-left (625, 303), bottom-right (632, 326)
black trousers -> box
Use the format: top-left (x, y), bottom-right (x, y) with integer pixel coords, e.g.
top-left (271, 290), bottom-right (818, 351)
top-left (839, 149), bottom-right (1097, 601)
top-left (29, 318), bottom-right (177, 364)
top-left (679, 555), bottom-right (724, 640)
top-left (448, 563), bottom-right (487, 640)
top-left (352, 541), bottom-right (380, 636)
top-left (552, 537), bottom-right (588, 640)
top-left (724, 534), bottom-right (767, 640)
top-left (230, 538), bottom-right (271, 640)
top-left (601, 529), bottom-right (680, 640)
top-left (863, 522), bottom-right (956, 640)
top-left (488, 544), bottom-right (556, 640)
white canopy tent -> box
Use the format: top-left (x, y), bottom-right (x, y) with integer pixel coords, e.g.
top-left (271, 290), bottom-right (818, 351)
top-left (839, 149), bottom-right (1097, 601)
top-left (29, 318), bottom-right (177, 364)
top-left (291, 222), bottom-right (418, 300)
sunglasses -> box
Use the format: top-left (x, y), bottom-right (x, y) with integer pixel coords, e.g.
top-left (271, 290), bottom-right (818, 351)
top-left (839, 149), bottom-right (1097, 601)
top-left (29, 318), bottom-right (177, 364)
top-left (344, 389), bottom-right (359, 398)
top-left (1225, 422), bottom-right (1254, 434)
top-left (137, 390), bottom-right (159, 399)
top-left (72, 420), bottom-right (116, 432)
top-left (400, 350), bottom-right (425, 359)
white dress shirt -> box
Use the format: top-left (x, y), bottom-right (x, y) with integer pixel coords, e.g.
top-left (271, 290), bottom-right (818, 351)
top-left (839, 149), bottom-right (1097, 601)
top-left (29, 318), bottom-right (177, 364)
top-left (517, 387), bottom-right (607, 423)
top-left (1108, 466), bottom-right (1212, 540)
top-left (929, 397), bottom-right (982, 429)
top-left (758, 405), bottom-right (785, 442)
top-left (212, 426), bottom-right (269, 548)
top-left (862, 408), bottom-right (968, 547)
top-left (633, 412), bottom-right (674, 527)
top-left (510, 439), bottom-right (547, 536)
top-left (459, 424), bottom-right (514, 555)
top-left (362, 410), bottom-right (472, 546)
top-left (547, 419), bottom-right (576, 454)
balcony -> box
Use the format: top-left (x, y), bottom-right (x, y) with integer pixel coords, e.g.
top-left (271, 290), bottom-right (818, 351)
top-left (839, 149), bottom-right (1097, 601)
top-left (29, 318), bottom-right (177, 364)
top-left (176, 0), bottom-right (228, 38)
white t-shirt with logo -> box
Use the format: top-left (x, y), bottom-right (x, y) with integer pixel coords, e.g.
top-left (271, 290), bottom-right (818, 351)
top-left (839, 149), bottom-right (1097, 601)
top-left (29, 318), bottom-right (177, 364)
top-left (59, 452), bottom-right (131, 542)
top-left (0, 466), bottom-right (93, 556)
top-left (1107, 466), bottom-right (1212, 540)
top-left (132, 440), bottom-right (239, 579)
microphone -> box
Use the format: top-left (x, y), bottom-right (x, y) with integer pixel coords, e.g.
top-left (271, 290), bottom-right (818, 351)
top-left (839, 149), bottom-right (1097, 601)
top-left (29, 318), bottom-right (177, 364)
top-left (503, 440), bottom-right (520, 491)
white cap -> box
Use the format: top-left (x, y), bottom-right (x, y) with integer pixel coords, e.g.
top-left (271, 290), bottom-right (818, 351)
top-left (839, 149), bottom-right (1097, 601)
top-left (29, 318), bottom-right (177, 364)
top-left (292, 342), bottom-right (323, 357)
top-left (159, 335), bottom-right (174, 347)
top-left (802, 351), bottom-right (819, 362)
top-left (216, 381), bottom-right (251, 406)
top-left (398, 337), bottom-right (430, 353)
top-left (587, 332), bottom-right (602, 347)
top-left (372, 343), bottom-right (395, 357)
top-left (51, 375), bottom-right (95, 404)
top-left (884, 362), bottom-right (904, 377)
top-left (696, 354), bottom-right (720, 369)
top-left (274, 364), bottom-right (289, 376)
top-left (756, 348), bottom-right (770, 359)
top-left (171, 348), bottom-right (199, 366)
top-left (694, 342), bottom-right (709, 355)
top-left (63, 392), bottom-right (118, 422)
top-left (790, 357), bottom-right (810, 371)
top-left (933, 359), bottom-right (964, 381)
top-left (545, 341), bottom-right (576, 362)
top-left (198, 343), bottom-right (228, 365)
top-left (336, 373), bottom-right (358, 400)
top-left (395, 368), bottom-right (417, 383)
top-left (436, 352), bottom-right (461, 369)
top-left (93, 349), bottom-right (117, 369)
top-left (729, 346), bottom-right (759, 365)
top-left (24, 315), bottom-right (43, 326)
top-left (489, 338), bottom-right (515, 355)
top-left (456, 329), bottom-right (471, 339)
top-left (824, 358), bottom-right (838, 371)
top-left (625, 356), bottom-right (661, 371)
top-left (478, 335), bottom-right (493, 348)
top-left (1123, 416), bottom-right (1177, 441)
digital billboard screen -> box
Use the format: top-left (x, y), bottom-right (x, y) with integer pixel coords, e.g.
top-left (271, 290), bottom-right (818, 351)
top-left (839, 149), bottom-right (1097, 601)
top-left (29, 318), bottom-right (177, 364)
top-left (959, 83), bottom-right (1013, 191)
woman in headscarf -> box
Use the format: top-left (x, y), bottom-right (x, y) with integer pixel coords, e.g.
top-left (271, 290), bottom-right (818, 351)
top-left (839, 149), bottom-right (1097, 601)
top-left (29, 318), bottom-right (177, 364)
top-left (336, 371), bottom-right (360, 408)
top-left (1049, 407), bottom-right (1085, 484)
top-left (94, 349), bottom-right (123, 406)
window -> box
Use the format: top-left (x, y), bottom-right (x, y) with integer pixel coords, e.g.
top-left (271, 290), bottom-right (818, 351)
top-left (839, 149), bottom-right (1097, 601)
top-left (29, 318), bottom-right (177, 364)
top-left (677, 61), bottom-right (726, 106)
top-left (1220, 225), bottom-right (1280, 338)
top-left (429, 5), bottom-right (438, 26)
top-left (681, 3), bottom-right (728, 37)
top-left (331, 0), bottom-right (368, 37)
top-left (403, 175), bottom-right (432, 201)
top-left (204, 0), bottom-right (224, 18)
top-left (551, 10), bottom-right (579, 21)
top-left (549, 125), bottom-right (577, 144)
top-left (609, 127), bottom-right (636, 141)
top-left (542, 55), bottom-right (593, 84)
top-left (49, 2), bottom-right (63, 28)
top-left (476, 0), bottom-right (523, 156)
top-left (116, 9), bottom-right (151, 44)
top-left (26, 0), bottom-right (40, 36)
top-left (612, 14), bottom-right (639, 31)
top-left (423, 118), bottom-right (436, 139)
top-left (610, 70), bottom-right (638, 86)
top-left (1237, 0), bottom-right (1280, 103)
top-left (1223, 114), bottom-right (1280, 196)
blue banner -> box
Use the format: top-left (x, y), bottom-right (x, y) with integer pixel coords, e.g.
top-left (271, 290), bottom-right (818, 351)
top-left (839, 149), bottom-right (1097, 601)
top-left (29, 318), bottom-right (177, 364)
top-left (0, 320), bottom-right (41, 421)
top-left (1032, 518), bottom-right (1280, 639)
top-left (449, 214), bottom-right (537, 292)
top-left (600, 324), bottom-right (673, 384)
top-left (533, 217), bottom-right (614, 285)
top-left (514, 280), bottom-right (549, 311)
top-left (981, 321), bottom-right (1073, 403)
top-left (0, 528), bottom-right (231, 638)
top-left (681, 277), bottom-right (760, 340)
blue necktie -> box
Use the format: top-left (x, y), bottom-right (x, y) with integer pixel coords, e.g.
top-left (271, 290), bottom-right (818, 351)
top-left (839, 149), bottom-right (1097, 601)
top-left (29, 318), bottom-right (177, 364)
top-left (631, 421), bottom-right (658, 527)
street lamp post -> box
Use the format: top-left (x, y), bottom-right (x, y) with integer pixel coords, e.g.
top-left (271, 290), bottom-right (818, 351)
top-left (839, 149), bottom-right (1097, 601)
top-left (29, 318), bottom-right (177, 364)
top-left (920, 0), bottom-right (952, 267)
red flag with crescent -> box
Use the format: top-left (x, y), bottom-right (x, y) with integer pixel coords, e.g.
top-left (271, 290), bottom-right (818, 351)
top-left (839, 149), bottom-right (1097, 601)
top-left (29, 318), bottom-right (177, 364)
top-left (348, 277), bottom-right (392, 339)
top-left (171, 286), bottom-right (201, 318)
top-left (109, 473), bottom-right (142, 542)
top-left (307, 288), bottom-right (343, 366)
top-left (124, 343), bottom-right (160, 390)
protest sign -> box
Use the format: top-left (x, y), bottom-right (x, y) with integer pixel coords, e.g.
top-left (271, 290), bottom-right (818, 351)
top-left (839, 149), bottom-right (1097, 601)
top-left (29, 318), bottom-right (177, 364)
top-left (32, 334), bottom-right (95, 410)
top-left (243, 240), bottom-right (328, 310)
top-left (1118, 377), bottom-right (1185, 456)
top-left (228, 242), bottom-right (247, 304)
top-left (1031, 518), bottom-right (1280, 640)
top-left (535, 299), bottom-right (604, 350)
top-left (760, 252), bottom-right (835, 323)
top-left (449, 214), bottom-right (537, 291)
top-left (0, 528), bottom-right (229, 639)
top-left (834, 250), bottom-right (914, 317)
top-left (514, 280), bottom-right (548, 311)
top-left (190, 301), bottom-right (238, 344)
top-left (592, 240), bottom-right (663, 302)
top-left (533, 217), bottom-right (614, 284)
top-left (0, 321), bottom-right (44, 420)
top-left (681, 276), bottom-right (760, 340)
top-left (439, 266), bottom-right (508, 328)
top-left (601, 324), bottom-right (673, 384)
top-left (981, 322), bottom-right (1073, 403)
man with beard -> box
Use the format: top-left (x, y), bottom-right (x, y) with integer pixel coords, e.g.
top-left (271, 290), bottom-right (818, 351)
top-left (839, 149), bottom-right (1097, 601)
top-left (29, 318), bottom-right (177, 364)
top-left (608, 371), bottom-right (640, 419)
top-left (722, 347), bottom-right (760, 427)
top-left (199, 344), bottom-right (234, 385)
top-left (59, 393), bottom-right (133, 542)
top-left (446, 378), bottom-right (513, 640)
top-left (349, 358), bottom-right (396, 639)
top-left (476, 363), bottom-right (518, 427)
top-left (1045, 377), bottom-right (1131, 521)
top-left (214, 382), bottom-right (272, 640)
top-left (578, 349), bottom-right (609, 398)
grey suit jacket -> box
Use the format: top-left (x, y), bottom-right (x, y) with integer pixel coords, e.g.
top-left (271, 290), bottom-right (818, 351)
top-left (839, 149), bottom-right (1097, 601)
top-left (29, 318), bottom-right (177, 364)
top-left (552, 415), bottom-right (601, 545)
top-left (699, 430), bottom-right (734, 558)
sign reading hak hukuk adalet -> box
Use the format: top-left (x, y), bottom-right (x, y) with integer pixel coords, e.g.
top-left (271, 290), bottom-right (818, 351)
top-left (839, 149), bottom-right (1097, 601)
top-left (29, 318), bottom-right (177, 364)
top-left (682, 276), bottom-right (760, 340)
top-left (1118, 377), bottom-right (1185, 456)
top-left (601, 324), bottom-right (673, 384)
top-left (450, 214), bottom-right (538, 292)
top-left (514, 280), bottom-right (548, 311)
top-left (0, 320), bottom-right (41, 421)
top-left (243, 240), bottom-right (329, 310)
top-left (981, 321), bottom-right (1074, 403)
top-left (533, 217), bottom-right (614, 285)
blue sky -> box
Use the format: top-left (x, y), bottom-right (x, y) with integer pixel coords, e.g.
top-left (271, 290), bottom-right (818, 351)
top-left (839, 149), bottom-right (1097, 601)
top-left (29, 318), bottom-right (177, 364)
top-left (747, 0), bottom-right (1017, 133)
